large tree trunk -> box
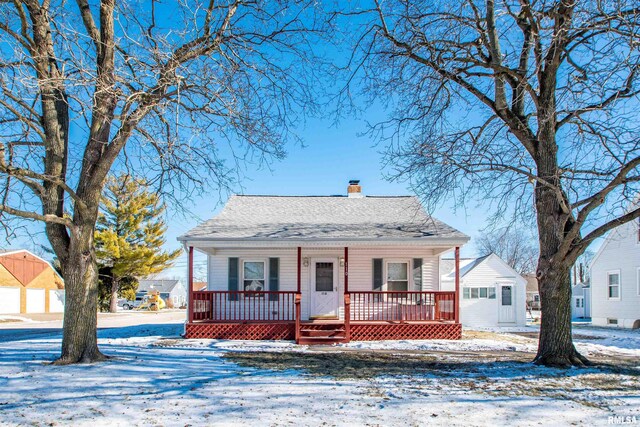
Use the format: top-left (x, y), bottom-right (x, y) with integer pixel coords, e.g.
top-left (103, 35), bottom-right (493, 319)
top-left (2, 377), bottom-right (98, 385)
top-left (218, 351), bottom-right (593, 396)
top-left (532, 171), bottom-right (590, 367)
top-left (109, 277), bottom-right (119, 313)
top-left (54, 229), bottom-right (107, 364)
top-left (533, 260), bottom-right (588, 367)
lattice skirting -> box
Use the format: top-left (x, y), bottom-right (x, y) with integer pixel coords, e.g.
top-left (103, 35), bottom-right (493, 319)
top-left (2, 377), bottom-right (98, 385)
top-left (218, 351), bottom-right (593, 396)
top-left (186, 322), bottom-right (461, 341)
top-left (350, 322), bottom-right (462, 341)
top-left (186, 322), bottom-right (295, 340)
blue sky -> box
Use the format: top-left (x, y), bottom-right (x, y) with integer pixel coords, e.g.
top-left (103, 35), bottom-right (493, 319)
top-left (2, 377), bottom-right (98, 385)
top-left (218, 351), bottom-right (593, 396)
top-left (160, 112), bottom-right (494, 280)
top-left (0, 104), bottom-right (496, 280)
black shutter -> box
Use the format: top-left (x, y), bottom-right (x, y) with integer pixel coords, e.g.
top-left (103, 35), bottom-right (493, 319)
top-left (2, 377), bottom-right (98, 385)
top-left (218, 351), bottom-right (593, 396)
top-left (228, 257), bottom-right (239, 301)
top-left (269, 258), bottom-right (279, 301)
top-left (413, 258), bottom-right (423, 291)
top-left (373, 258), bottom-right (383, 291)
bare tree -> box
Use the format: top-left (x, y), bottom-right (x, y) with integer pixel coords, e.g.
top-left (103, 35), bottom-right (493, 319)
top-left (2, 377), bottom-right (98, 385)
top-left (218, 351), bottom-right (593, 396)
top-left (0, 1), bottom-right (323, 364)
top-left (341, 0), bottom-right (640, 366)
top-left (477, 228), bottom-right (538, 274)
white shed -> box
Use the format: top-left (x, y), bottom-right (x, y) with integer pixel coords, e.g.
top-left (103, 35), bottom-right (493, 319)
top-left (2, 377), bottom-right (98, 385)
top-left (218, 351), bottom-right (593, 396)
top-left (441, 253), bottom-right (527, 328)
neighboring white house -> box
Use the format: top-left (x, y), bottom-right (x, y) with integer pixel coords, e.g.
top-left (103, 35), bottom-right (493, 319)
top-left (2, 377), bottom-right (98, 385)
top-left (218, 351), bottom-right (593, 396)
top-left (440, 253), bottom-right (527, 328)
top-left (590, 217), bottom-right (640, 328)
top-left (137, 279), bottom-right (187, 308)
top-left (571, 282), bottom-right (591, 320)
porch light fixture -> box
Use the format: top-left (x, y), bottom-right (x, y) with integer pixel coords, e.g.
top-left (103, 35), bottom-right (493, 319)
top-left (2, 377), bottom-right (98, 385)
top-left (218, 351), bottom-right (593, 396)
top-left (339, 257), bottom-right (344, 267)
top-left (303, 257), bottom-right (309, 267)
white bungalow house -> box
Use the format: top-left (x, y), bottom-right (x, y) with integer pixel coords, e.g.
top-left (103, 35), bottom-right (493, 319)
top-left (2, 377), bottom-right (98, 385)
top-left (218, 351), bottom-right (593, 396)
top-left (177, 181), bottom-right (470, 344)
top-left (440, 253), bottom-right (527, 328)
top-left (590, 217), bottom-right (640, 328)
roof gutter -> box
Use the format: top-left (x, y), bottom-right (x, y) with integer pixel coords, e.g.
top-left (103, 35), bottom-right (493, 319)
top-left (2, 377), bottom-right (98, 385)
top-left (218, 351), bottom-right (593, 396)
top-left (178, 236), bottom-right (470, 249)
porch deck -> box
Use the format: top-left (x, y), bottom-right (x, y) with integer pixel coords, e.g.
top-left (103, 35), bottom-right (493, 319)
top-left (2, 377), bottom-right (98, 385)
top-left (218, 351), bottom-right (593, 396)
top-left (185, 289), bottom-right (461, 342)
top-left (184, 246), bottom-right (463, 343)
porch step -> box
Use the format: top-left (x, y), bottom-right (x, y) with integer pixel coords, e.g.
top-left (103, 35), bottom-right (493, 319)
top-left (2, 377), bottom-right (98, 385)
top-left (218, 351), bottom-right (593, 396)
top-left (298, 323), bottom-right (346, 345)
top-left (299, 328), bottom-right (345, 338)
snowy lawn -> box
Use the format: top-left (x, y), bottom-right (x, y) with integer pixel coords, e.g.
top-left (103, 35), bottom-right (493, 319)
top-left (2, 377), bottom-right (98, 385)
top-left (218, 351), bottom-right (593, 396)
top-left (0, 321), bottom-right (638, 426)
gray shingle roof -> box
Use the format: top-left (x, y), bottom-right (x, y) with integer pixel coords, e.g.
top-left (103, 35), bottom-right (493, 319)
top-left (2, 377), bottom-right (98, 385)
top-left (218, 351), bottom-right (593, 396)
top-left (138, 279), bottom-right (180, 293)
top-left (179, 195), bottom-right (468, 242)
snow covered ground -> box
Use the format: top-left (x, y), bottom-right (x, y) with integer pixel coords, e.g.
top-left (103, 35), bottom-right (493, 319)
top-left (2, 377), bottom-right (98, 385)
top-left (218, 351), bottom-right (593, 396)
top-left (0, 315), bottom-right (638, 426)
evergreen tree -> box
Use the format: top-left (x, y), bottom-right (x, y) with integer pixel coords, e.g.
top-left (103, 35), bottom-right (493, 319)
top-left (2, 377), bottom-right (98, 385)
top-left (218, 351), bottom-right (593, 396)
top-left (95, 174), bottom-right (180, 312)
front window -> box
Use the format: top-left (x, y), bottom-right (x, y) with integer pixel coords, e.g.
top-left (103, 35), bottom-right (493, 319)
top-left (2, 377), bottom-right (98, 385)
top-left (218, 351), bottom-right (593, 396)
top-left (386, 262), bottom-right (408, 291)
top-left (608, 272), bottom-right (620, 299)
top-left (463, 287), bottom-right (496, 299)
top-left (243, 261), bottom-right (265, 292)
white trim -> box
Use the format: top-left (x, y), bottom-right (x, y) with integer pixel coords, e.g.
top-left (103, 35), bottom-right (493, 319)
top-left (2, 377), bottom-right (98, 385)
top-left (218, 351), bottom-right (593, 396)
top-left (607, 270), bottom-right (621, 300)
top-left (637, 267), bottom-right (640, 297)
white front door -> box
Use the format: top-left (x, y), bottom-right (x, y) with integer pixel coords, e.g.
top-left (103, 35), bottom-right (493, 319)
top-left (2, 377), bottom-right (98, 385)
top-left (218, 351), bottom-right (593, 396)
top-left (310, 259), bottom-right (339, 319)
top-left (498, 284), bottom-right (516, 323)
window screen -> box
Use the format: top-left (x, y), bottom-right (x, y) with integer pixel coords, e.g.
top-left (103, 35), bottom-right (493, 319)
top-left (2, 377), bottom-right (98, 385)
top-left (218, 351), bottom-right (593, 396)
top-left (387, 262), bottom-right (408, 291)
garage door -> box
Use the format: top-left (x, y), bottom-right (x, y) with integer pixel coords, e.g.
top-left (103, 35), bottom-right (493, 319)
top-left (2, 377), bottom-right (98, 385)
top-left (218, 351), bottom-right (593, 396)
top-left (26, 288), bottom-right (45, 313)
top-left (0, 287), bottom-right (21, 314)
top-left (49, 290), bottom-right (65, 313)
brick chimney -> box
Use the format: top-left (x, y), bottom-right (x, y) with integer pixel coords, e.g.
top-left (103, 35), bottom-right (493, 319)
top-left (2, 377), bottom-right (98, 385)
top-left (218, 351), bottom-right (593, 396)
top-left (347, 180), bottom-right (363, 198)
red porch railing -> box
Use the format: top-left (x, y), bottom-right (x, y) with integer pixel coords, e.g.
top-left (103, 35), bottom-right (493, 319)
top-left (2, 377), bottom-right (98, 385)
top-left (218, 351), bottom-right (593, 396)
top-left (350, 291), bottom-right (456, 322)
top-left (192, 291), bottom-right (297, 322)
top-left (190, 290), bottom-right (455, 323)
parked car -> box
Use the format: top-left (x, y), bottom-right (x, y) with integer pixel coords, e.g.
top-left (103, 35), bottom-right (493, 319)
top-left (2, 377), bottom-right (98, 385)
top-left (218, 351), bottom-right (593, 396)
top-left (117, 298), bottom-right (136, 310)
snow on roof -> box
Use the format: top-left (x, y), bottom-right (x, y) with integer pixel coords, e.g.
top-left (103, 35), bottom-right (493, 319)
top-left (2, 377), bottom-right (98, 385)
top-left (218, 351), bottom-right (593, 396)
top-left (179, 195), bottom-right (468, 243)
top-left (440, 255), bottom-right (491, 279)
